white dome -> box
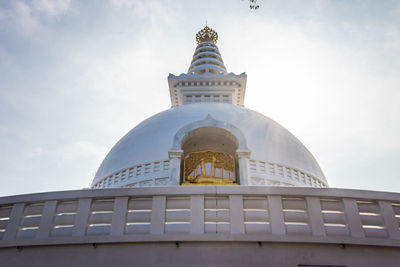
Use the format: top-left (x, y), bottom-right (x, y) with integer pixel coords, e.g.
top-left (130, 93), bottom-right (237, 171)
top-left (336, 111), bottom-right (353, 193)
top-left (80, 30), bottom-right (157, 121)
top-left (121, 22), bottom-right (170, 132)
top-left (92, 103), bottom-right (327, 188)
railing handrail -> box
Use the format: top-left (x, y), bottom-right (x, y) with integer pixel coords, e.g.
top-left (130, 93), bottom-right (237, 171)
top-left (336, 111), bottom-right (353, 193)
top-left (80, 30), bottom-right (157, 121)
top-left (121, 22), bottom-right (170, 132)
top-left (1, 186), bottom-right (400, 206)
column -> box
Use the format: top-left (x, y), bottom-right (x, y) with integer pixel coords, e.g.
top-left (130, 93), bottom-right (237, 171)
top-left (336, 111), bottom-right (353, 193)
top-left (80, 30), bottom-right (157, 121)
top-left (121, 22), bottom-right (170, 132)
top-left (236, 150), bottom-right (251, 185)
top-left (378, 200), bottom-right (400, 239)
top-left (268, 195), bottom-right (286, 235)
top-left (306, 197), bottom-right (326, 236)
top-left (37, 200), bottom-right (57, 238)
top-left (110, 197), bottom-right (128, 236)
top-left (190, 195), bottom-right (204, 234)
top-left (168, 150), bottom-right (183, 185)
top-left (343, 198), bottom-right (365, 238)
top-left (150, 196), bottom-right (166, 235)
top-left (229, 195), bottom-right (245, 234)
top-left (72, 198), bottom-right (92, 237)
top-left (3, 203), bottom-right (25, 241)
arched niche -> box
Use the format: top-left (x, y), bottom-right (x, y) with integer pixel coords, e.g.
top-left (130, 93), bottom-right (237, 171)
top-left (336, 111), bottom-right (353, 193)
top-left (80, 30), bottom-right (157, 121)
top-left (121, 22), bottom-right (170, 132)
top-left (171, 114), bottom-right (249, 151)
top-left (168, 114), bottom-right (251, 186)
top-left (181, 127), bottom-right (238, 158)
top-left (181, 127), bottom-right (238, 185)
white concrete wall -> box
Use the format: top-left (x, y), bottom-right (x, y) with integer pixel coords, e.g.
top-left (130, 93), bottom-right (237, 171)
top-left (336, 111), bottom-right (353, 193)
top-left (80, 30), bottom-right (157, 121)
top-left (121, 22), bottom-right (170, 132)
top-left (1, 186), bottom-right (400, 266)
top-left (1, 242), bottom-right (400, 267)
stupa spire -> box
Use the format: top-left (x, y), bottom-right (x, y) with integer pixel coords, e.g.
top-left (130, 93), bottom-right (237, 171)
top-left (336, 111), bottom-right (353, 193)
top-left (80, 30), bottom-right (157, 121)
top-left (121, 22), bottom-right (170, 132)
top-left (188, 26), bottom-right (226, 75)
top-left (168, 26), bottom-right (247, 107)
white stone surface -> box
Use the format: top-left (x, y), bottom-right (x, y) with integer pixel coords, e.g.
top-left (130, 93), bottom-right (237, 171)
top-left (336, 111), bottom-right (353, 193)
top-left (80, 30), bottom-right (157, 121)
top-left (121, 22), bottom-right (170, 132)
top-left (2, 186), bottom-right (400, 249)
top-left (2, 242), bottom-right (400, 267)
top-left (92, 103), bottom-right (326, 188)
top-left (168, 41), bottom-right (247, 107)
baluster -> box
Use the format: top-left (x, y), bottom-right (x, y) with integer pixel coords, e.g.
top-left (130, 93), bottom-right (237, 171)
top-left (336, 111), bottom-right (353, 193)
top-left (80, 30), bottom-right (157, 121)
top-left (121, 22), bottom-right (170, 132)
top-left (379, 200), bottom-right (400, 239)
top-left (72, 198), bottom-right (92, 237)
top-left (201, 159), bottom-right (206, 176)
top-left (3, 203), bottom-right (25, 240)
top-left (190, 195), bottom-right (204, 234)
top-left (37, 200), bottom-right (57, 238)
top-left (110, 197), bottom-right (128, 236)
top-left (211, 156), bottom-right (216, 177)
top-left (150, 196), bottom-right (166, 234)
top-left (306, 197), bottom-right (325, 236)
top-left (229, 195), bottom-right (244, 234)
top-left (343, 198), bottom-right (365, 238)
top-left (268, 196), bottom-right (285, 235)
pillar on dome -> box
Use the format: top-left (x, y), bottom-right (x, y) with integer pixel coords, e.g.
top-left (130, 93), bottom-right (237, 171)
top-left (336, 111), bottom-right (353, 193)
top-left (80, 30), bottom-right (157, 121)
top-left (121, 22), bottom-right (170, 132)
top-left (236, 150), bottom-right (251, 185)
top-left (168, 150), bottom-right (184, 185)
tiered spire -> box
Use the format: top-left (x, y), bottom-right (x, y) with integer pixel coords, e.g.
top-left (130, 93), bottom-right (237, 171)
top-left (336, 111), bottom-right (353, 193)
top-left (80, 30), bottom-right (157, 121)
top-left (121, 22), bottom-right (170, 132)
top-left (168, 26), bottom-right (247, 107)
top-left (188, 26), bottom-right (227, 75)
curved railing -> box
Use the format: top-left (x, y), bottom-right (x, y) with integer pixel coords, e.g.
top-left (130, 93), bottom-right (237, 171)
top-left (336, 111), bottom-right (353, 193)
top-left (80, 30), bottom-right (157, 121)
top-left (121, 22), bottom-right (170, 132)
top-left (92, 160), bottom-right (170, 189)
top-left (249, 160), bottom-right (328, 187)
top-left (1, 186), bottom-right (400, 248)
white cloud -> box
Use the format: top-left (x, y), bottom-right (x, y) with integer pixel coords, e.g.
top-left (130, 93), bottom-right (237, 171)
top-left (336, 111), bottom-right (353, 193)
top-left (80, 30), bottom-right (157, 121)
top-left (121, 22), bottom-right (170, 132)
top-left (0, 1), bottom-right (39, 35)
top-left (0, 0), bottom-right (71, 35)
top-left (32, 0), bottom-right (71, 18)
top-left (109, 0), bottom-right (183, 25)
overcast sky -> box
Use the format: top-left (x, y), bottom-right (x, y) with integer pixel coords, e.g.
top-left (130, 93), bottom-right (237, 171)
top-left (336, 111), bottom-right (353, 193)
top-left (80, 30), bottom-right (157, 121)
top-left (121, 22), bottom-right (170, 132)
top-left (0, 0), bottom-right (399, 196)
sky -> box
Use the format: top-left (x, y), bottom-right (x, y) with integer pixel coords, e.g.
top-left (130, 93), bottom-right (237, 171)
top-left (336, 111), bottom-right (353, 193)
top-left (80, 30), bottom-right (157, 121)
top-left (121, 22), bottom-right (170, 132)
top-left (0, 0), bottom-right (399, 196)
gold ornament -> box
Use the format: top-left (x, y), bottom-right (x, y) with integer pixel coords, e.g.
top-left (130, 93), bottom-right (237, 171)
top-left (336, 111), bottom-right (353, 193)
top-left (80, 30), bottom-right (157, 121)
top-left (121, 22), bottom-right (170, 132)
top-left (182, 150), bottom-right (236, 185)
top-left (196, 26), bottom-right (218, 44)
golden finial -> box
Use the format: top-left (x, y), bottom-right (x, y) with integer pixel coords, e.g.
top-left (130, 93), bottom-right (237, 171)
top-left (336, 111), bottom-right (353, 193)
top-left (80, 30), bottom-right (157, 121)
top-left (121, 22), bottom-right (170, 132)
top-left (196, 26), bottom-right (218, 44)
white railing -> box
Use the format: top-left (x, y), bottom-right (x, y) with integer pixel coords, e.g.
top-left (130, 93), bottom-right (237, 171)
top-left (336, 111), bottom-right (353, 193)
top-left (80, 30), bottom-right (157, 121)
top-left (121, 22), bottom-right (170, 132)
top-left (92, 160), bottom-right (170, 189)
top-left (1, 186), bottom-right (400, 248)
top-left (249, 160), bottom-right (328, 187)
